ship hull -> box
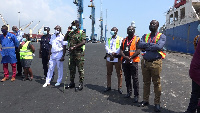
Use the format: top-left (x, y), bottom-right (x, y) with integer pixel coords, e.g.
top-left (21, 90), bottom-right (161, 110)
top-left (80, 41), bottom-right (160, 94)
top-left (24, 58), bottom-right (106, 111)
top-left (164, 20), bottom-right (200, 54)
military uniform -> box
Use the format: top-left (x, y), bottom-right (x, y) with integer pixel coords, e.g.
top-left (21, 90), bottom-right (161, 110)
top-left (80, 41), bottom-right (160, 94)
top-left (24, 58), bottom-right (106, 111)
top-left (66, 30), bottom-right (86, 83)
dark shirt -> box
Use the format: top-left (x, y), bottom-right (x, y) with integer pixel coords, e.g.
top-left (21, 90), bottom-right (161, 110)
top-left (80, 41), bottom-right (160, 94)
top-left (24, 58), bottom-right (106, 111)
top-left (190, 39), bottom-right (200, 86)
top-left (123, 39), bottom-right (130, 56)
top-left (137, 32), bottom-right (166, 61)
top-left (40, 34), bottom-right (51, 56)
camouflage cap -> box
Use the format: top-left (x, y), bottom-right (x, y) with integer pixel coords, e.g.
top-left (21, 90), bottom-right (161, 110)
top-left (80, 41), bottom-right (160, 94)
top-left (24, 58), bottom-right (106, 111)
top-left (71, 20), bottom-right (79, 25)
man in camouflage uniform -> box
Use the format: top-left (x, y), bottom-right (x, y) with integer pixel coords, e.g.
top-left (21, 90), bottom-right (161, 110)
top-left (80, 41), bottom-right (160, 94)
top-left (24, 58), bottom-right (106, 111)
top-left (63, 20), bottom-right (86, 91)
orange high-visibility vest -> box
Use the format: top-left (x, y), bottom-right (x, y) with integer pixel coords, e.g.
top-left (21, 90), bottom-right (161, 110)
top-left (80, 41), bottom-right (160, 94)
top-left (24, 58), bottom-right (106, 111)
top-left (144, 33), bottom-right (166, 59)
top-left (121, 36), bottom-right (140, 62)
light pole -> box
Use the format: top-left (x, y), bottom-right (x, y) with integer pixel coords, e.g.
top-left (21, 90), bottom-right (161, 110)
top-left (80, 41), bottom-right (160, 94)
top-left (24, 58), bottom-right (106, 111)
top-left (18, 12), bottom-right (20, 29)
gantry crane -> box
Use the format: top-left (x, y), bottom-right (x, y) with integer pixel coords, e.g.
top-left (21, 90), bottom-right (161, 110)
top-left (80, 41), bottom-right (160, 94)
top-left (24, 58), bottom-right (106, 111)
top-left (29, 21), bottom-right (40, 38)
top-left (105, 9), bottom-right (108, 42)
top-left (73, 0), bottom-right (84, 30)
top-left (88, 0), bottom-right (96, 42)
top-left (20, 21), bottom-right (33, 31)
top-left (0, 14), bottom-right (9, 31)
top-left (38, 24), bottom-right (44, 35)
top-left (99, 0), bottom-right (103, 42)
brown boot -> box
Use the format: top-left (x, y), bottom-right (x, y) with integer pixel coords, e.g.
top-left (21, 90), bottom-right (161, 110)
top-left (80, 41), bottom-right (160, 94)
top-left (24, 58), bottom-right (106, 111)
top-left (1, 77), bottom-right (9, 82)
top-left (11, 77), bottom-right (15, 82)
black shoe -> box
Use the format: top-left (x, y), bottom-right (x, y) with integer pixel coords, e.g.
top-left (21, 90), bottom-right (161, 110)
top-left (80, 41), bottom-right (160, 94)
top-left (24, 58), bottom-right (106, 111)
top-left (104, 87), bottom-right (111, 92)
top-left (78, 82), bottom-right (83, 91)
top-left (67, 82), bottom-right (75, 88)
top-left (138, 101), bottom-right (149, 107)
top-left (118, 88), bottom-right (123, 94)
top-left (154, 104), bottom-right (161, 112)
top-left (22, 77), bottom-right (29, 81)
top-left (16, 73), bottom-right (22, 76)
top-left (133, 96), bottom-right (138, 103)
top-left (124, 93), bottom-right (131, 98)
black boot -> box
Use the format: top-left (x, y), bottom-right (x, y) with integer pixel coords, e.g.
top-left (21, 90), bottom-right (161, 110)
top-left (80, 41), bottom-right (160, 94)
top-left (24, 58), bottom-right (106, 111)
top-left (133, 96), bottom-right (138, 103)
top-left (67, 80), bottom-right (75, 88)
top-left (124, 92), bottom-right (132, 98)
top-left (78, 82), bottom-right (83, 91)
top-left (104, 87), bottom-right (111, 92)
top-left (154, 104), bottom-right (161, 112)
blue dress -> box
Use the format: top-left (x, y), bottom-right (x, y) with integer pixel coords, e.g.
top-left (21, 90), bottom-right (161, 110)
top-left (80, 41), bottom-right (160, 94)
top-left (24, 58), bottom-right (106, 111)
top-left (0, 32), bottom-right (19, 64)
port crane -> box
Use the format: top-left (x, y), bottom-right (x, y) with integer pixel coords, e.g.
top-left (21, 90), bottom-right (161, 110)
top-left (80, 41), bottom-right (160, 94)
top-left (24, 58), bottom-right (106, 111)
top-left (38, 25), bottom-right (44, 35)
top-left (0, 14), bottom-right (9, 31)
top-left (105, 9), bottom-right (108, 42)
top-left (20, 21), bottom-right (33, 31)
top-left (88, 0), bottom-right (96, 42)
top-left (29, 21), bottom-right (40, 38)
top-left (73, 0), bottom-right (84, 30)
top-left (99, 0), bottom-right (103, 42)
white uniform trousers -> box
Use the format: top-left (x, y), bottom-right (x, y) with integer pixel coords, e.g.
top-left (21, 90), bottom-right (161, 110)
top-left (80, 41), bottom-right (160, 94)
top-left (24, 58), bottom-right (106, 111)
top-left (45, 51), bottom-right (63, 84)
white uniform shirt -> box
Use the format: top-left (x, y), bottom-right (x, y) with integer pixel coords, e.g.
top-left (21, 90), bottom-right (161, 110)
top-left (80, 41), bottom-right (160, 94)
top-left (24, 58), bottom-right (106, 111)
top-left (16, 30), bottom-right (24, 42)
top-left (105, 36), bottom-right (123, 62)
top-left (49, 33), bottom-right (64, 53)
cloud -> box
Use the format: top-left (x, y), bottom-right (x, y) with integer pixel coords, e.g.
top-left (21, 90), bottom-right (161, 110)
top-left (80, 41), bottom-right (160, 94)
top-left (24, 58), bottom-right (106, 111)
top-left (0, 0), bottom-right (76, 34)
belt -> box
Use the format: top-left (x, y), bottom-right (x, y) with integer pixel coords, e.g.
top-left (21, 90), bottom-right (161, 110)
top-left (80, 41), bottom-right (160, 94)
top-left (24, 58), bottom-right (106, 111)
top-left (2, 47), bottom-right (15, 49)
top-left (107, 54), bottom-right (121, 58)
top-left (144, 59), bottom-right (160, 62)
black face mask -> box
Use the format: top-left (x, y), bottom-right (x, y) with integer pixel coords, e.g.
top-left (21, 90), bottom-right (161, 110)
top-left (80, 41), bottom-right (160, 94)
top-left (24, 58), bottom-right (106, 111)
top-left (1, 29), bottom-right (7, 34)
top-left (128, 31), bottom-right (134, 36)
top-left (149, 25), bottom-right (157, 32)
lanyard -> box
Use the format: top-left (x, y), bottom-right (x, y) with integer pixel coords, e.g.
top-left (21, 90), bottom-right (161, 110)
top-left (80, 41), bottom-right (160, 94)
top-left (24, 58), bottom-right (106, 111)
top-left (148, 33), bottom-right (158, 43)
top-left (126, 36), bottom-right (135, 46)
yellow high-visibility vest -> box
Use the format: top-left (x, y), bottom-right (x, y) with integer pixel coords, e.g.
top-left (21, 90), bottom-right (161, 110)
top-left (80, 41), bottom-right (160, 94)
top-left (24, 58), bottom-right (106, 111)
top-left (20, 41), bottom-right (33, 59)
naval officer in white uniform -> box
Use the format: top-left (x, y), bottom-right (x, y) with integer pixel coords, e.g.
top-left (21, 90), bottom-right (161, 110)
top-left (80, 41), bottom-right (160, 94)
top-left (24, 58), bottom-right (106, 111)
top-left (43, 25), bottom-right (68, 87)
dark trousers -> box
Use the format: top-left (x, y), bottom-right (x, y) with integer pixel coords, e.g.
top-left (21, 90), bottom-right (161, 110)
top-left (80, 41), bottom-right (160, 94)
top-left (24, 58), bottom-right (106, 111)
top-left (122, 62), bottom-right (139, 96)
top-left (15, 47), bottom-right (22, 75)
top-left (42, 55), bottom-right (49, 77)
top-left (187, 80), bottom-right (200, 113)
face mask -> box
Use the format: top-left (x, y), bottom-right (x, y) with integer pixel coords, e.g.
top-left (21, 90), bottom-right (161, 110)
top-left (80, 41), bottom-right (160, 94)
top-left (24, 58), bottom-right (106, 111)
top-left (128, 31), bottom-right (134, 36)
top-left (55, 30), bottom-right (60, 34)
top-left (127, 29), bottom-right (134, 35)
top-left (43, 31), bottom-right (47, 35)
top-left (13, 31), bottom-right (17, 33)
top-left (1, 29), bottom-right (7, 34)
top-left (22, 38), bottom-right (27, 42)
top-left (197, 25), bottom-right (200, 32)
top-left (72, 26), bottom-right (77, 30)
top-left (149, 25), bottom-right (157, 32)
top-left (110, 31), bottom-right (115, 36)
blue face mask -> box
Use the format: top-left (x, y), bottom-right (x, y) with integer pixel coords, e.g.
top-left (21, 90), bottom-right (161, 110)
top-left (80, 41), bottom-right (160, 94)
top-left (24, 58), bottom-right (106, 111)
top-left (72, 26), bottom-right (77, 30)
top-left (110, 31), bottom-right (115, 36)
top-left (43, 31), bottom-right (47, 35)
top-left (22, 38), bottom-right (27, 42)
top-left (1, 29), bottom-right (7, 34)
top-left (197, 25), bottom-right (200, 32)
top-left (13, 31), bottom-right (17, 33)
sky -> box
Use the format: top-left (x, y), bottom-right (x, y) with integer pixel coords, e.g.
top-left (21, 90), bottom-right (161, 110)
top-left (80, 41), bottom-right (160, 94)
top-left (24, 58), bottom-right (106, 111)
top-left (0, 0), bottom-right (174, 40)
